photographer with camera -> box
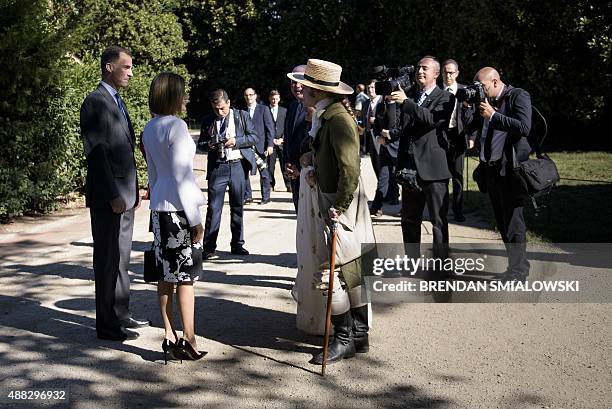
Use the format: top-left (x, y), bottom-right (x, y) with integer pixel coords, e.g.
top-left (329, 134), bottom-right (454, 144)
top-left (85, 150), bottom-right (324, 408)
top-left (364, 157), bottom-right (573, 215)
top-left (461, 67), bottom-right (531, 282)
top-left (388, 56), bottom-right (454, 247)
top-left (199, 89), bottom-right (258, 259)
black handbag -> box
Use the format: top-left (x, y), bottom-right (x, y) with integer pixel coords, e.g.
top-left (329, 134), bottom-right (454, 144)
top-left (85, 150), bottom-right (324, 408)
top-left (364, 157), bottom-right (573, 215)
top-left (143, 248), bottom-right (162, 283)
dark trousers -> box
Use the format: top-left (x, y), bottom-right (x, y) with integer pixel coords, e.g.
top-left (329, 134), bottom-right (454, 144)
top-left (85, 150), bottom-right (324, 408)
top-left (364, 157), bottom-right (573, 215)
top-left (204, 161), bottom-right (246, 251)
top-left (484, 164), bottom-right (530, 275)
top-left (290, 177), bottom-right (300, 213)
top-left (401, 179), bottom-right (449, 244)
top-left (268, 145), bottom-right (290, 190)
top-left (368, 143), bottom-right (380, 179)
top-left (446, 128), bottom-right (466, 217)
top-left (90, 206), bottom-right (134, 334)
top-left (244, 162), bottom-right (271, 202)
top-left (371, 147), bottom-right (399, 211)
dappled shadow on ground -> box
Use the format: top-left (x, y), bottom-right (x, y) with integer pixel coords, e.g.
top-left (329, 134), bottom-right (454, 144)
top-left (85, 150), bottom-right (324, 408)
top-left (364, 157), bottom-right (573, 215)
top-left (464, 183), bottom-right (612, 243)
top-left (202, 251), bottom-right (298, 269)
top-left (0, 292), bottom-right (457, 408)
top-left (524, 184), bottom-right (612, 242)
top-left (198, 268), bottom-right (293, 290)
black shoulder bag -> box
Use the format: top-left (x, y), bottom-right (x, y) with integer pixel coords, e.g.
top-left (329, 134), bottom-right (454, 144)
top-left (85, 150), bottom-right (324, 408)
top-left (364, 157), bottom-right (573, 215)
top-left (511, 106), bottom-right (560, 209)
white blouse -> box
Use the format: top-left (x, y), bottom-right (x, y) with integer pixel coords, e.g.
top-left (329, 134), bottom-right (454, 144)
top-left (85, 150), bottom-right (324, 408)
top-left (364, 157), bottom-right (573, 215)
top-left (143, 115), bottom-right (206, 226)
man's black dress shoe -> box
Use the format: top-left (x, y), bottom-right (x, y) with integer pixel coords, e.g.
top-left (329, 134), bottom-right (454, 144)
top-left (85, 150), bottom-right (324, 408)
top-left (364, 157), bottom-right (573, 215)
top-left (259, 199), bottom-right (271, 205)
top-left (203, 250), bottom-right (217, 260)
top-left (120, 317), bottom-right (150, 328)
top-left (97, 328), bottom-right (139, 341)
top-left (498, 271), bottom-right (528, 283)
top-left (231, 246), bottom-right (250, 256)
top-left (370, 208), bottom-right (383, 217)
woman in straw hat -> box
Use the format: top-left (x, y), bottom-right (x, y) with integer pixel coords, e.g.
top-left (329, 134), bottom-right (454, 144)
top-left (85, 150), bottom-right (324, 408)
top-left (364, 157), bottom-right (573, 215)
top-left (288, 59), bottom-right (375, 365)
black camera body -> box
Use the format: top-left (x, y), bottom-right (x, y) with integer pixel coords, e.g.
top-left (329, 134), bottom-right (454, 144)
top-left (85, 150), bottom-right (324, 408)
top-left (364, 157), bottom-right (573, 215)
top-left (456, 81), bottom-right (486, 104)
top-left (394, 167), bottom-right (422, 192)
top-left (209, 133), bottom-right (229, 156)
top-left (372, 65), bottom-right (415, 96)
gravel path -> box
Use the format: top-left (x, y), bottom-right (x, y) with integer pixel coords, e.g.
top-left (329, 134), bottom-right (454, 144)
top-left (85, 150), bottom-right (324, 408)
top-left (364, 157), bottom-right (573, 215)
top-left (0, 146), bottom-right (609, 409)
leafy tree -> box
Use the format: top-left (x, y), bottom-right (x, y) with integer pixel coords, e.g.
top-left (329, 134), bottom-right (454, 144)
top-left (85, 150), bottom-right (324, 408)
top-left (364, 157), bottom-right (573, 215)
top-left (0, 0), bottom-right (188, 219)
top-left (0, 0), bottom-right (80, 217)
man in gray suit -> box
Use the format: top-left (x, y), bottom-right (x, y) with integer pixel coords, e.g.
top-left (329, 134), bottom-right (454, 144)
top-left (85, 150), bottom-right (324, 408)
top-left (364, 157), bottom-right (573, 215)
top-left (80, 46), bottom-right (149, 341)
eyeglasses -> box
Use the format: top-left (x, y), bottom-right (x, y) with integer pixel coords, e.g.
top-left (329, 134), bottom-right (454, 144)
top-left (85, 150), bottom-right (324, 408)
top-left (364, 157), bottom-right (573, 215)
top-left (444, 71), bottom-right (458, 75)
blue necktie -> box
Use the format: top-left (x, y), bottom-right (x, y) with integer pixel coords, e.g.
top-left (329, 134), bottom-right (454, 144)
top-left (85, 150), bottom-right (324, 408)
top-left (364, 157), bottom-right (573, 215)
top-left (483, 121), bottom-right (494, 162)
top-left (115, 93), bottom-right (128, 122)
top-left (417, 90), bottom-right (427, 106)
top-left (219, 117), bottom-right (227, 139)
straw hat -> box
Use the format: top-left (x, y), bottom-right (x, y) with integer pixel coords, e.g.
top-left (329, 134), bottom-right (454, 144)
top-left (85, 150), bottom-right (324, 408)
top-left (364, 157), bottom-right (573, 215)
top-left (287, 59), bottom-right (354, 95)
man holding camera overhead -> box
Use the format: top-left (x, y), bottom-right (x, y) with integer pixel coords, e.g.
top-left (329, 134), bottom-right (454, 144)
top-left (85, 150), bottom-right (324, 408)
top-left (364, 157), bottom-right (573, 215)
top-left (199, 89), bottom-right (258, 259)
top-left (389, 56), bottom-right (454, 247)
top-left (461, 67), bottom-right (531, 282)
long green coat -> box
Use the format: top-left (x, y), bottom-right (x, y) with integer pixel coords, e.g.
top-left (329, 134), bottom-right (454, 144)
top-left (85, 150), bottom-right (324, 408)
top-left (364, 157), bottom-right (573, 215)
top-left (312, 101), bottom-right (360, 213)
top-left (311, 100), bottom-right (363, 289)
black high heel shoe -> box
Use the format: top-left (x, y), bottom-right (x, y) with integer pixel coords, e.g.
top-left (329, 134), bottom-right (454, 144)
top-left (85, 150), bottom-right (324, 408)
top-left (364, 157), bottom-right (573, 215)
top-left (162, 338), bottom-right (183, 364)
top-left (177, 338), bottom-right (207, 361)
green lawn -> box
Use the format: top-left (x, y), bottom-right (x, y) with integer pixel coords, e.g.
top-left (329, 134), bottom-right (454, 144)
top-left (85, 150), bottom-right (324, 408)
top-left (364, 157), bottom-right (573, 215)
top-left (462, 152), bottom-right (612, 243)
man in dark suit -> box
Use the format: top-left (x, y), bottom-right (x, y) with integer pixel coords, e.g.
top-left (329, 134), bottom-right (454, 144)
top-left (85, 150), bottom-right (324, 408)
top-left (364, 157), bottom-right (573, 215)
top-left (80, 46), bottom-right (149, 342)
top-left (283, 64), bottom-right (310, 211)
top-left (243, 87), bottom-right (275, 205)
top-left (267, 89), bottom-right (289, 191)
top-left (390, 56), bottom-right (454, 246)
top-left (200, 89), bottom-right (258, 259)
top-left (462, 67), bottom-right (532, 281)
top-left (363, 80), bottom-right (401, 216)
top-left (441, 59), bottom-right (468, 222)
top-left (361, 81), bottom-right (382, 184)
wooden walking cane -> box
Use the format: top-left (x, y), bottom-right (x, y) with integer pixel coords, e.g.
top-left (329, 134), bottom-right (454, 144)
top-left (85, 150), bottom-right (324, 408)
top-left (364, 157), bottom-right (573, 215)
top-left (321, 221), bottom-right (338, 376)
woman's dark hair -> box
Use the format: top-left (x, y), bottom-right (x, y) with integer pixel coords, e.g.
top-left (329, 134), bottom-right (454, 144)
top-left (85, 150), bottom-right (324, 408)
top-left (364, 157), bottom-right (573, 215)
top-left (148, 72), bottom-right (186, 116)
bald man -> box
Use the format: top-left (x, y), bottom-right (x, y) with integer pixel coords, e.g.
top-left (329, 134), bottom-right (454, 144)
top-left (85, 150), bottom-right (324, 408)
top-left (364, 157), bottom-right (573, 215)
top-left (462, 67), bottom-right (532, 282)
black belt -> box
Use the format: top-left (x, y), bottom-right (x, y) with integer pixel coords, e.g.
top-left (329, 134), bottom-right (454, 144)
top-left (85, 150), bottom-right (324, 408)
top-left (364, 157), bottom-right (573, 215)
top-left (481, 159), bottom-right (502, 167)
top-left (218, 158), bottom-right (241, 164)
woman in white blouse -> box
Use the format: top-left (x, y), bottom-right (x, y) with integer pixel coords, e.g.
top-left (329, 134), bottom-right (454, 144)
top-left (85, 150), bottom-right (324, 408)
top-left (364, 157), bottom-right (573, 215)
top-left (143, 72), bottom-right (206, 361)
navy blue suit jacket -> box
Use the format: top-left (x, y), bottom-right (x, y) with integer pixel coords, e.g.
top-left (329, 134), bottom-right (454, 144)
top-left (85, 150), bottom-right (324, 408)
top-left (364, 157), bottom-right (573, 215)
top-left (80, 84), bottom-right (138, 209)
top-left (199, 109), bottom-right (258, 178)
top-left (283, 100), bottom-right (309, 169)
top-left (462, 84), bottom-right (532, 169)
top-left (248, 103), bottom-right (275, 155)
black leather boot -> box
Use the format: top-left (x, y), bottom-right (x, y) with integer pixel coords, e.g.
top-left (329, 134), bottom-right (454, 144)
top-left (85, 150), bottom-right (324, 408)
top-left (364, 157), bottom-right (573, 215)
top-left (351, 305), bottom-right (369, 353)
top-left (312, 311), bottom-right (355, 365)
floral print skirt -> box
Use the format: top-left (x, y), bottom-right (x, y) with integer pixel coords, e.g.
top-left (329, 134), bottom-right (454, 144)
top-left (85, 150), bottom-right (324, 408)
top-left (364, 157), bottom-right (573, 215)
top-left (151, 210), bottom-right (203, 283)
